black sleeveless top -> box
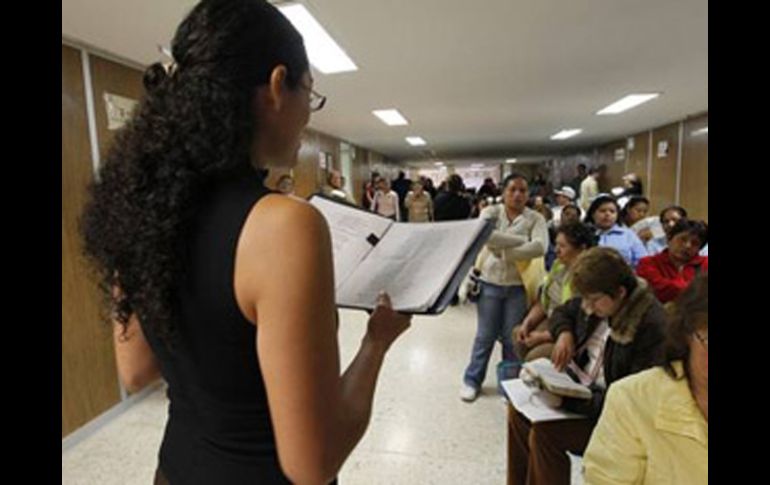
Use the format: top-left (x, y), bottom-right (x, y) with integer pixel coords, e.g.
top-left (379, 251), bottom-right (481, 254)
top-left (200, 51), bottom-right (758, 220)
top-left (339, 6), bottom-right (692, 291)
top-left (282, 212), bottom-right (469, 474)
top-left (140, 165), bottom-right (292, 484)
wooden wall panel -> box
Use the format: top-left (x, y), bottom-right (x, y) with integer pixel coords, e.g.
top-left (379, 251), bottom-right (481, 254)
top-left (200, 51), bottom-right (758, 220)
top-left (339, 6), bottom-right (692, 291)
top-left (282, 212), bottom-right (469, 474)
top-left (649, 122), bottom-right (680, 213)
top-left (598, 141), bottom-right (626, 193)
top-left (88, 55), bottom-right (145, 161)
top-left (62, 45), bottom-right (121, 437)
top-left (626, 132), bottom-right (650, 197)
top-left (680, 114), bottom-right (708, 221)
top-left (286, 129), bottom-right (379, 202)
top-left (294, 130), bottom-right (322, 198)
top-left (351, 146), bottom-right (369, 206)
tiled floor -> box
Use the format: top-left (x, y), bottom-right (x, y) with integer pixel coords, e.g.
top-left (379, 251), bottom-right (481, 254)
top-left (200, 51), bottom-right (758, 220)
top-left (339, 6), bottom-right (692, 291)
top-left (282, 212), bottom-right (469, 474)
top-left (63, 304), bottom-right (512, 484)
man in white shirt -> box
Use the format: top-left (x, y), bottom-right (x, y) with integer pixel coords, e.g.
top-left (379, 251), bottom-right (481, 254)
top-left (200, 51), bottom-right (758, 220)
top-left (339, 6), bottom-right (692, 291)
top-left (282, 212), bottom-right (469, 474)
top-left (579, 166), bottom-right (606, 211)
top-left (551, 186), bottom-right (577, 227)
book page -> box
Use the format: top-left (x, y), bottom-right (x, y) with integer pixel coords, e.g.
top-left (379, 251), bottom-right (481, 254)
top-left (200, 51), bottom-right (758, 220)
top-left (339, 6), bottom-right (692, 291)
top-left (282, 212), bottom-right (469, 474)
top-left (309, 196), bottom-right (393, 290)
top-left (336, 219), bottom-right (487, 312)
top-left (523, 358), bottom-right (592, 399)
top-left (501, 379), bottom-right (586, 423)
top-left (631, 216), bottom-right (665, 239)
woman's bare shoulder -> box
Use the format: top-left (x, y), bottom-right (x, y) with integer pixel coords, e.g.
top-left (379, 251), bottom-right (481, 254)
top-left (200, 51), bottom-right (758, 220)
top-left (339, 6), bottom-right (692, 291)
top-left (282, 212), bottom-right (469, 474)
top-left (244, 193), bottom-right (329, 242)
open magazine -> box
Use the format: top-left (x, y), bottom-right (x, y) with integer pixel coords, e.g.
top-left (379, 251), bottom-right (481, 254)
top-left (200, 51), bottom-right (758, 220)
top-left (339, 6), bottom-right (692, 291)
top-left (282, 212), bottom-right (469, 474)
top-left (631, 216), bottom-right (665, 239)
top-left (309, 194), bottom-right (493, 314)
top-left (520, 358), bottom-right (593, 400)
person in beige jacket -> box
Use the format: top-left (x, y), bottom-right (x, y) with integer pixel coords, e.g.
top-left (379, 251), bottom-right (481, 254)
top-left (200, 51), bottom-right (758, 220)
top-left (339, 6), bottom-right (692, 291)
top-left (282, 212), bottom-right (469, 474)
top-left (404, 180), bottom-right (434, 222)
top-left (583, 273), bottom-right (708, 484)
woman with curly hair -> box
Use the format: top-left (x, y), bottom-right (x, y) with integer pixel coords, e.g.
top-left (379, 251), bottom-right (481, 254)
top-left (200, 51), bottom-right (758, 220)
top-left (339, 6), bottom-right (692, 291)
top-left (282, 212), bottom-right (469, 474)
top-left (80, 1), bottom-right (411, 483)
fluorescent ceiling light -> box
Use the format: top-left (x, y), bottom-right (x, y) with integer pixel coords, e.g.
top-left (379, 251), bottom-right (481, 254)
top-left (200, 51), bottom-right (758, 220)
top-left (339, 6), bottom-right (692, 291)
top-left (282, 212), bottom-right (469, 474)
top-left (277, 3), bottom-right (357, 74)
top-left (406, 136), bottom-right (427, 146)
top-left (505, 158), bottom-right (518, 164)
top-left (372, 109), bottom-right (409, 126)
top-left (550, 129), bottom-right (582, 140)
top-left (434, 162), bottom-right (444, 166)
top-left (471, 163), bottom-right (485, 168)
top-left (691, 127), bottom-right (708, 136)
top-left (596, 93), bottom-right (660, 115)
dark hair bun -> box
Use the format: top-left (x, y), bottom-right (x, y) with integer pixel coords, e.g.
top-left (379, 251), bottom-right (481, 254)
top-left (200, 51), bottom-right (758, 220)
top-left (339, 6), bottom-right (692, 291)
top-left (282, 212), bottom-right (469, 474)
top-left (143, 63), bottom-right (169, 92)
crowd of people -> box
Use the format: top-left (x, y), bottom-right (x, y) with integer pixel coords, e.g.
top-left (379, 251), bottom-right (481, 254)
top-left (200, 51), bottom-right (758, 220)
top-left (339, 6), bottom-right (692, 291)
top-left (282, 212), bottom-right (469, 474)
top-left (263, 163), bottom-right (710, 485)
top-left (287, 164), bottom-right (709, 485)
top-left (80, 2), bottom-right (707, 482)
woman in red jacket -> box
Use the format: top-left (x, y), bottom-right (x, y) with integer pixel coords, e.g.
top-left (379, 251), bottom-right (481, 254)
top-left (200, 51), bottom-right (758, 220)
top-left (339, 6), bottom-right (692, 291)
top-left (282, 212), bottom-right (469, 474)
top-left (637, 219), bottom-right (708, 303)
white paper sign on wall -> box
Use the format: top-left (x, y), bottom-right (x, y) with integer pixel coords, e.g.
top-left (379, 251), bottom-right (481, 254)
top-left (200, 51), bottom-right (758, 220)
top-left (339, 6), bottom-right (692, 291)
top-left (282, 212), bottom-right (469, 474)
top-left (657, 140), bottom-right (669, 158)
top-left (104, 93), bottom-right (139, 131)
top-left (614, 148), bottom-right (626, 162)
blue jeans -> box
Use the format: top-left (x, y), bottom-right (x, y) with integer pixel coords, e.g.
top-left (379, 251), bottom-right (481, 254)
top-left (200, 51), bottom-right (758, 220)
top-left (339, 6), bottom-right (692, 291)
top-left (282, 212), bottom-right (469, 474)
top-left (463, 282), bottom-right (527, 390)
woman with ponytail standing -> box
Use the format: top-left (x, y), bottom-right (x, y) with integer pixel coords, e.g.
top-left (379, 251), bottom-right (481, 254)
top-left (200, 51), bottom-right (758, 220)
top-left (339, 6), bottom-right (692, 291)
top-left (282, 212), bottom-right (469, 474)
top-left (81, 1), bottom-right (410, 483)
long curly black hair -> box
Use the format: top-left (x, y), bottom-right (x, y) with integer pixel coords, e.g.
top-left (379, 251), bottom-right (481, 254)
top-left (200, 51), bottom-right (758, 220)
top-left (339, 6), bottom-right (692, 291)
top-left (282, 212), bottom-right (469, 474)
top-left (80, 0), bottom-right (309, 346)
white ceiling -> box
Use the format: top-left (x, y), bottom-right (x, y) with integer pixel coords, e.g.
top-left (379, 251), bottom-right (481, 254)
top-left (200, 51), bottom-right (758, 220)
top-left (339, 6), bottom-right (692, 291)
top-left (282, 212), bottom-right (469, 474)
top-left (62, 0), bottom-right (708, 162)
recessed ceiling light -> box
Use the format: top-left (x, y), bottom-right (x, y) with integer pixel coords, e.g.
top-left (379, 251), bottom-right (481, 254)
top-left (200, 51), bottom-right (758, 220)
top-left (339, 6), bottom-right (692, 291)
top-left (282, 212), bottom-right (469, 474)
top-left (372, 109), bottom-right (409, 126)
top-left (505, 158), bottom-right (518, 164)
top-left (406, 136), bottom-right (427, 146)
top-left (277, 3), bottom-right (358, 74)
top-left (550, 129), bottom-right (582, 140)
top-left (596, 93), bottom-right (660, 115)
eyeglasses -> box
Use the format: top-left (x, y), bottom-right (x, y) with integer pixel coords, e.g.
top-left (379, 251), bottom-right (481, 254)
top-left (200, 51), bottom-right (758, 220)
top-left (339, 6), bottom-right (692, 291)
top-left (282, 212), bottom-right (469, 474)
top-left (300, 83), bottom-right (326, 112)
top-left (694, 332), bottom-right (708, 349)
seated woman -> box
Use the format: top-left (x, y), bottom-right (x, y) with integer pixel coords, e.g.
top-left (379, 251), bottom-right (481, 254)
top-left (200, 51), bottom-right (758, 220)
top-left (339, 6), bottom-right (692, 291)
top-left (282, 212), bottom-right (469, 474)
top-left (513, 221), bottom-right (596, 362)
top-left (559, 203), bottom-right (582, 226)
top-left (584, 194), bottom-right (648, 268)
top-left (645, 205), bottom-right (688, 255)
top-left (583, 273), bottom-right (708, 484)
top-left (508, 247), bottom-right (666, 485)
top-left (637, 219), bottom-right (708, 304)
top-left (620, 195), bottom-right (653, 242)
top-left (545, 203), bottom-right (582, 270)
top-left (620, 195), bottom-right (649, 226)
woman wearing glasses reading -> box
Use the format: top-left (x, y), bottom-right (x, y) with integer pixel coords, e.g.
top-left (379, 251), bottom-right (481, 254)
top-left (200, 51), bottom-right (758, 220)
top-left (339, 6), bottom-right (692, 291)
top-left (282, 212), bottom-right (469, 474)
top-left (80, 1), bottom-right (410, 484)
top-left (508, 247), bottom-right (667, 485)
top-left (583, 272), bottom-right (708, 484)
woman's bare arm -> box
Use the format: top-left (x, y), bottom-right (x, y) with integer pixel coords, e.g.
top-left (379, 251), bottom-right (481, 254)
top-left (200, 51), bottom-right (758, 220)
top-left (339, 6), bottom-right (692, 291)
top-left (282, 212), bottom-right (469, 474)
top-left (235, 195), bottom-right (409, 484)
top-left (113, 314), bottom-right (161, 393)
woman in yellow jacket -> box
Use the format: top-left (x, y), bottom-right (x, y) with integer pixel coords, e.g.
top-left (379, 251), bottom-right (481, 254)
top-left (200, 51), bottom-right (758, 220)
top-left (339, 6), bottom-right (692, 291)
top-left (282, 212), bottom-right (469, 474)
top-left (583, 272), bottom-right (708, 484)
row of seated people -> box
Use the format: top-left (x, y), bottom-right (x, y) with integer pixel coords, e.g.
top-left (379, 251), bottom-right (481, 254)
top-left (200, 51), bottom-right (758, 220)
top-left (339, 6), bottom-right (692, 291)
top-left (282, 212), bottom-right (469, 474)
top-left (515, 214), bottom-right (707, 362)
top-left (507, 226), bottom-right (707, 484)
top-left (542, 193), bottom-right (707, 272)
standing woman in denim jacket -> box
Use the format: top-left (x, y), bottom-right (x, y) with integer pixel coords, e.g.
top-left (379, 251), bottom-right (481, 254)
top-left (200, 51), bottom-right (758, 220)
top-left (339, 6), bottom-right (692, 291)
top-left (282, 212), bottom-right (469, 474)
top-left (459, 173), bottom-right (549, 402)
top-left (584, 194), bottom-right (648, 268)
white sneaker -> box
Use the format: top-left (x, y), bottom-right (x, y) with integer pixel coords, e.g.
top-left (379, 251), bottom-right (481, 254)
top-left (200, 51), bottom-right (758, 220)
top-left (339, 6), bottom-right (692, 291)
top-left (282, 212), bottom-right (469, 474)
top-left (459, 384), bottom-right (479, 402)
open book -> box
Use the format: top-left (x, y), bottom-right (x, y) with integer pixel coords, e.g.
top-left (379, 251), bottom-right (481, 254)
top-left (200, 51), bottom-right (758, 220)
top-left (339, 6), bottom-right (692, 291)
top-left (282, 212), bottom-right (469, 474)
top-left (520, 358), bottom-right (592, 400)
top-left (309, 194), bottom-right (494, 313)
top-left (631, 216), bottom-right (665, 239)
top-left (501, 379), bottom-right (587, 423)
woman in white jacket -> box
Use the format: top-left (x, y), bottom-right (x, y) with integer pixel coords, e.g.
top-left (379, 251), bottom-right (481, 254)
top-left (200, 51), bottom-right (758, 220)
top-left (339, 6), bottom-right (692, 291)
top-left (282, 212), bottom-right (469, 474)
top-left (460, 173), bottom-right (549, 402)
